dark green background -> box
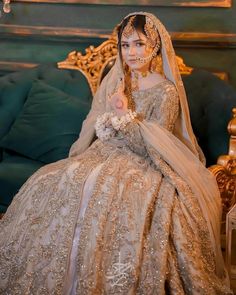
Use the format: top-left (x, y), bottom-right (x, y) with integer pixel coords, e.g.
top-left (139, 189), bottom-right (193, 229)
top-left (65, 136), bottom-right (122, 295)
top-left (0, 2), bottom-right (236, 88)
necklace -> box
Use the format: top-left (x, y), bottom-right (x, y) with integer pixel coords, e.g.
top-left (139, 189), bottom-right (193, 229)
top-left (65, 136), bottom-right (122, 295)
top-left (141, 70), bottom-right (149, 78)
top-left (124, 68), bottom-right (150, 112)
top-left (132, 71), bottom-right (139, 92)
top-left (131, 70), bottom-right (150, 92)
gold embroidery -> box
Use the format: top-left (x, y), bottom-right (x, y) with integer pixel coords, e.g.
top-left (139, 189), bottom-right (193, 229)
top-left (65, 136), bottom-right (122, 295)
top-left (0, 82), bottom-right (232, 294)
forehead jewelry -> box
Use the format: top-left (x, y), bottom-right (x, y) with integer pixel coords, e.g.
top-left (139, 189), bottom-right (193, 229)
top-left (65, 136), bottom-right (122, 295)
top-left (122, 16), bottom-right (135, 38)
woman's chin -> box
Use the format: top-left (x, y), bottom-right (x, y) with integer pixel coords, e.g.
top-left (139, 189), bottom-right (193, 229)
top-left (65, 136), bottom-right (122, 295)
top-left (127, 63), bottom-right (143, 71)
top-left (127, 61), bottom-right (137, 67)
top-left (126, 61), bottom-right (150, 72)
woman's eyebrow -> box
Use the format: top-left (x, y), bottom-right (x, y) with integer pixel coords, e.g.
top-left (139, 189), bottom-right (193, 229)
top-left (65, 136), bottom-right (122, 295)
top-left (121, 38), bottom-right (145, 43)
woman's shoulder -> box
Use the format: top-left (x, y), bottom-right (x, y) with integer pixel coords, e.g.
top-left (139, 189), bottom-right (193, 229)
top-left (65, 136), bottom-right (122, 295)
top-left (150, 72), bottom-right (176, 89)
top-left (159, 78), bottom-right (176, 89)
top-left (137, 75), bottom-right (178, 95)
top-left (151, 79), bottom-right (179, 106)
top-left (150, 78), bottom-right (176, 93)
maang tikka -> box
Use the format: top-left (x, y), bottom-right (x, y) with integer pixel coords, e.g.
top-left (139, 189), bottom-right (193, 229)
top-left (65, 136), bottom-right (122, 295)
top-left (123, 16), bottom-right (135, 38)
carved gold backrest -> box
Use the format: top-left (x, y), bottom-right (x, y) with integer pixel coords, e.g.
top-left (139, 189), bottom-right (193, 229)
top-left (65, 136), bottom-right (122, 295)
top-left (57, 35), bottom-right (193, 96)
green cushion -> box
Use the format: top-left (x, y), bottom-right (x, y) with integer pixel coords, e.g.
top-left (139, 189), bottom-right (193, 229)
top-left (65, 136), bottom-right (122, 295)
top-left (0, 81), bottom-right (32, 139)
top-left (183, 69), bottom-right (236, 166)
top-left (0, 154), bottom-right (44, 213)
top-left (0, 205), bottom-right (7, 213)
top-left (0, 64), bottom-right (92, 141)
top-left (0, 80), bottom-right (91, 163)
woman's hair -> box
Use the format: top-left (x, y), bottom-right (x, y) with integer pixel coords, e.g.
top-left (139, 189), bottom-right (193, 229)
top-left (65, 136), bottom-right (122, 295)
top-left (117, 15), bottom-right (147, 60)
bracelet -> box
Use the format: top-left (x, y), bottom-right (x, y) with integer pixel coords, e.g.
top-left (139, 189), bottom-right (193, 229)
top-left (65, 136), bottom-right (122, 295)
top-left (110, 110), bottom-right (137, 131)
top-left (95, 110), bottom-right (137, 141)
top-left (95, 112), bottom-right (115, 141)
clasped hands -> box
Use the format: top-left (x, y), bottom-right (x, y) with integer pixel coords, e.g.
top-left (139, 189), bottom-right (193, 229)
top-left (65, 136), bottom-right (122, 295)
top-left (109, 80), bottom-right (128, 117)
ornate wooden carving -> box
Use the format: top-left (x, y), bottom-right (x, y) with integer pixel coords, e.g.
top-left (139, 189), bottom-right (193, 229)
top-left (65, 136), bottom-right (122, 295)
top-left (58, 35), bottom-right (117, 96)
top-left (209, 109), bottom-right (236, 224)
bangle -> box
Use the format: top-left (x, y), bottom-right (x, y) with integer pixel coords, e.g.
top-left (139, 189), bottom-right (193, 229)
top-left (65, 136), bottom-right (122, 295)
top-left (95, 112), bottom-right (115, 141)
top-left (110, 110), bottom-right (137, 131)
top-left (95, 110), bottom-right (138, 141)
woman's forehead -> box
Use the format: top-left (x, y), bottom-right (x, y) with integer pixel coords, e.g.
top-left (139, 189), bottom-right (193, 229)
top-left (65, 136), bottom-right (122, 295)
top-left (121, 30), bottom-right (147, 42)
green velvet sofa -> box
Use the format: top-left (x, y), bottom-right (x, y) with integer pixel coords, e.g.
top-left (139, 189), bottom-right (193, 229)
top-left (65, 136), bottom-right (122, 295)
top-left (0, 64), bottom-right (92, 212)
top-left (0, 49), bottom-right (236, 214)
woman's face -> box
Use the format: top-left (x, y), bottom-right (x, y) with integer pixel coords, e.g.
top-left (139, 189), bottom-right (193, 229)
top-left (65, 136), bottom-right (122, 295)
top-left (121, 29), bottom-right (153, 73)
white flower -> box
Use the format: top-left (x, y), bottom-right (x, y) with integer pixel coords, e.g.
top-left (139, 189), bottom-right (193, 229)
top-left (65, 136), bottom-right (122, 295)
top-left (110, 110), bottom-right (137, 131)
top-left (95, 110), bottom-right (137, 141)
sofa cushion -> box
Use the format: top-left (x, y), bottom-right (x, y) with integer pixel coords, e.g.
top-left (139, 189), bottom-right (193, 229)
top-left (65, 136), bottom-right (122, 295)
top-left (0, 72), bottom-right (36, 140)
top-left (0, 80), bottom-right (91, 163)
top-left (183, 69), bottom-right (236, 166)
top-left (0, 63), bottom-right (92, 141)
top-left (0, 154), bottom-right (44, 212)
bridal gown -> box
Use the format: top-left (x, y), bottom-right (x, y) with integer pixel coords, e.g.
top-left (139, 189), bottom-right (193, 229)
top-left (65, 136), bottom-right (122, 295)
top-left (0, 80), bottom-right (232, 294)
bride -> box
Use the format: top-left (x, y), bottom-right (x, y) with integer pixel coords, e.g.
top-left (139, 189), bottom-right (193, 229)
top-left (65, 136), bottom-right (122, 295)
top-left (0, 12), bottom-right (233, 294)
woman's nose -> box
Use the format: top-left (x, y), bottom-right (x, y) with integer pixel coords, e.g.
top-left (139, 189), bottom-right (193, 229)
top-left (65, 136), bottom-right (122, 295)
top-left (128, 45), bottom-right (136, 55)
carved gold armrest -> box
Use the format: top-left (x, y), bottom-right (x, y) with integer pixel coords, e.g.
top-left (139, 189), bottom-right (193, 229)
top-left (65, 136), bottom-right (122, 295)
top-left (208, 108), bottom-right (236, 224)
top-left (209, 157), bottom-right (236, 222)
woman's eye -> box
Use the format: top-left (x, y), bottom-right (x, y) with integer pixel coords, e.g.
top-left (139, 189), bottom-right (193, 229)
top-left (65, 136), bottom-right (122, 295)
top-left (136, 42), bottom-right (145, 47)
top-left (121, 44), bottom-right (129, 49)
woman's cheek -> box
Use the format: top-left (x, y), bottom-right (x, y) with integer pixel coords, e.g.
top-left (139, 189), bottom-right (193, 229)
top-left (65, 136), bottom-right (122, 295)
top-left (121, 49), bottom-right (127, 61)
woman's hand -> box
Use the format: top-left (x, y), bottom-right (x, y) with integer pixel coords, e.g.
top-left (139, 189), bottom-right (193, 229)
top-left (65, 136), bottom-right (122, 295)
top-left (109, 80), bottom-right (128, 117)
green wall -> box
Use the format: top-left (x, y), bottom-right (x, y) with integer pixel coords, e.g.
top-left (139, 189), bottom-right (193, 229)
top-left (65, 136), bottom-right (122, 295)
top-left (0, 2), bottom-right (236, 88)
top-left (1, 3), bottom-right (236, 32)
